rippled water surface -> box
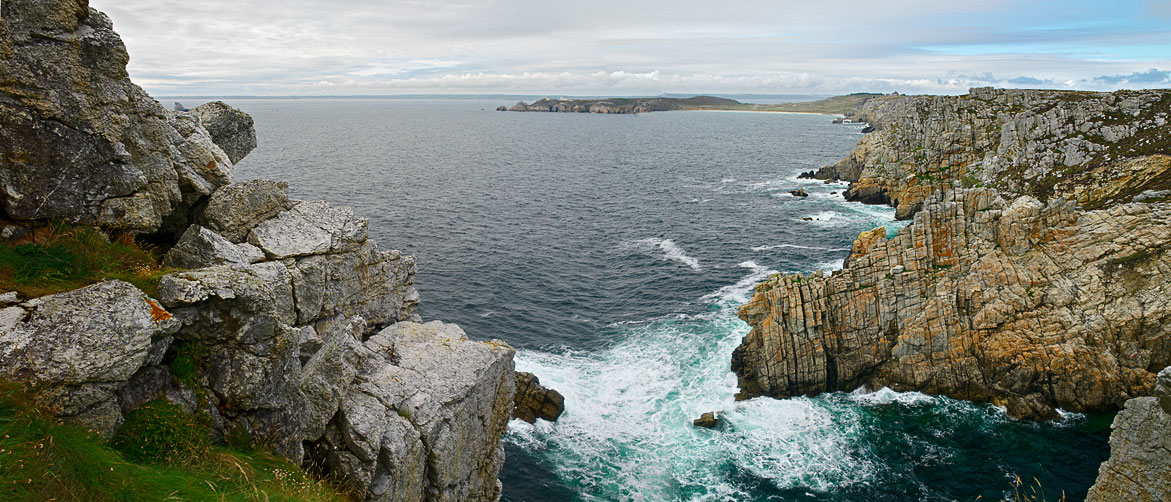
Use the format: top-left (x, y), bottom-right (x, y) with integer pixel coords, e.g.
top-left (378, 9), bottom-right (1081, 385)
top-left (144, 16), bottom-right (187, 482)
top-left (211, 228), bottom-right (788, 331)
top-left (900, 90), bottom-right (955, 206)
top-left (216, 98), bottom-right (1111, 501)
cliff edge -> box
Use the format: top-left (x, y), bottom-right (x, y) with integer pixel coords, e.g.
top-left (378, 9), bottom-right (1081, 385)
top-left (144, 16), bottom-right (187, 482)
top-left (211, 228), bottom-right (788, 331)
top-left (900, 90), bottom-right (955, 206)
top-left (815, 88), bottom-right (1171, 219)
top-left (0, 2), bottom-right (517, 501)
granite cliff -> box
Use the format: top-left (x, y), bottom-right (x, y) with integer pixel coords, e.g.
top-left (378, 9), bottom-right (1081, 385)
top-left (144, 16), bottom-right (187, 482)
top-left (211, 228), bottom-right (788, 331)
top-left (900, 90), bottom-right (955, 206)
top-left (811, 87), bottom-right (1171, 219)
top-left (0, 1), bottom-right (521, 500)
top-left (733, 188), bottom-right (1171, 419)
top-left (738, 87), bottom-right (1171, 497)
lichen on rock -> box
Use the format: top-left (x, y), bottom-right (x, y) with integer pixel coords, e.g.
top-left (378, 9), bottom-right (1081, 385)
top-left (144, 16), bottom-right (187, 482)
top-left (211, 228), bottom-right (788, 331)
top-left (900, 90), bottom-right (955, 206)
top-left (732, 188), bottom-right (1171, 419)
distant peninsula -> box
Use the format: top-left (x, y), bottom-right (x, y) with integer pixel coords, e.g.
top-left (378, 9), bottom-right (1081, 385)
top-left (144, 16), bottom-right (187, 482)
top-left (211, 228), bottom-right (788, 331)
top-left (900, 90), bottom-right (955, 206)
top-left (500, 93), bottom-right (884, 115)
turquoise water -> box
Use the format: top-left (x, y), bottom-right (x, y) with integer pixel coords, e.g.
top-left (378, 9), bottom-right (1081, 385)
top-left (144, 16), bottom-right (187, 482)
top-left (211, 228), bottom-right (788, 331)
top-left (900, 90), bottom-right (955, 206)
top-left (220, 98), bottom-right (1111, 501)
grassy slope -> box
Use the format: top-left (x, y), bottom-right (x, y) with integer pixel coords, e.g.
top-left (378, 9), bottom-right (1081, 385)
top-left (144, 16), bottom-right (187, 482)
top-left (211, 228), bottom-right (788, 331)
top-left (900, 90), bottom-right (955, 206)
top-left (0, 382), bottom-right (351, 502)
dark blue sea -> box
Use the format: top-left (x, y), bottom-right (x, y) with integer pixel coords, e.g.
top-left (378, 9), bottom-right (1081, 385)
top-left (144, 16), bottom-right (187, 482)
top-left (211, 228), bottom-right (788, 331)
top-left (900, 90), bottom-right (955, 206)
top-left (198, 98), bottom-right (1110, 502)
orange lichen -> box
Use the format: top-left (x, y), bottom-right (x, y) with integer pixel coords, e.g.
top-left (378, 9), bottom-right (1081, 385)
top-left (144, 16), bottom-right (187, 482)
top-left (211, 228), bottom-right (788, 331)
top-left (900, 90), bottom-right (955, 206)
top-left (146, 299), bottom-right (171, 322)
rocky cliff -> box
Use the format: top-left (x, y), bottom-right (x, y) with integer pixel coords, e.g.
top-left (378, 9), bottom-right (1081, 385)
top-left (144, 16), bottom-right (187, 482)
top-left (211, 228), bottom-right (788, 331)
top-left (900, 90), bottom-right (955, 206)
top-left (0, 2), bottom-right (518, 500)
top-left (1086, 366), bottom-right (1171, 501)
top-left (732, 188), bottom-right (1171, 419)
top-left (812, 88), bottom-right (1171, 219)
top-left (0, 0), bottom-right (237, 234)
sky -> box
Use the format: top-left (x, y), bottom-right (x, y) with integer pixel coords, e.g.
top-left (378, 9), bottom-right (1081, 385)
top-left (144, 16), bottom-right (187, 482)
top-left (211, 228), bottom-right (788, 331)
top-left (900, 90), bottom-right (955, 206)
top-left (89, 0), bottom-right (1171, 97)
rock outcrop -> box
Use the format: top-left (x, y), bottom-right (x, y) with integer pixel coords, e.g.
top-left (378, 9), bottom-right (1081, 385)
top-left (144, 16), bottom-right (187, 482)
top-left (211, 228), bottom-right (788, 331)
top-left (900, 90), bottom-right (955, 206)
top-left (0, 280), bottom-right (180, 435)
top-left (512, 371), bottom-right (565, 423)
top-left (507, 96), bottom-right (741, 114)
top-left (315, 321), bottom-right (515, 502)
top-left (0, 0), bottom-right (253, 233)
top-left (190, 101), bottom-right (258, 164)
top-left (156, 182), bottom-right (421, 459)
top-left (814, 88), bottom-right (1171, 219)
top-left (732, 188), bottom-right (1171, 418)
top-left (1086, 366), bottom-right (1171, 501)
top-left (0, 2), bottom-right (518, 500)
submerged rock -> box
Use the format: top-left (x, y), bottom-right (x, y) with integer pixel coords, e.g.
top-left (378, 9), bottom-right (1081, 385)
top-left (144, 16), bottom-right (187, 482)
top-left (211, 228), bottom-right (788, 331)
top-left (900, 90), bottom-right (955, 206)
top-left (692, 411), bottom-right (720, 428)
top-left (512, 371), bottom-right (565, 423)
top-left (790, 189), bottom-right (809, 197)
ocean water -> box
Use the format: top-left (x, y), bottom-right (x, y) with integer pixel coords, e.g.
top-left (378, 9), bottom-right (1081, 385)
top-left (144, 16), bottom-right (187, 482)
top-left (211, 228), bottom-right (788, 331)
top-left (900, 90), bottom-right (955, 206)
top-left (216, 98), bottom-right (1111, 502)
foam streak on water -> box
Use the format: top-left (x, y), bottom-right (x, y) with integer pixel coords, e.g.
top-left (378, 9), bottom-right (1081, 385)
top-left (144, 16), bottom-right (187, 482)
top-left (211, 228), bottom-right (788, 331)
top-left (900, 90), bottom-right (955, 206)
top-left (625, 238), bottom-right (703, 271)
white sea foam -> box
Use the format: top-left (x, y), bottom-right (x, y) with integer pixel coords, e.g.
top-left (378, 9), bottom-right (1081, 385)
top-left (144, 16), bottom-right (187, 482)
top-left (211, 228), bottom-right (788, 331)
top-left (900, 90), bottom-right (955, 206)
top-left (627, 238), bottom-right (702, 271)
top-left (699, 260), bottom-right (774, 305)
top-left (817, 259), bottom-right (846, 272)
top-left (506, 265), bottom-right (876, 500)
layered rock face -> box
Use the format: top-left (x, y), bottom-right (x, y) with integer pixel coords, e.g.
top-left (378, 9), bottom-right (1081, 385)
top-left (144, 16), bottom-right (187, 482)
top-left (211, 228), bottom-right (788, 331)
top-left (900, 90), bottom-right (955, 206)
top-left (0, 0), bottom-right (242, 233)
top-left (732, 188), bottom-right (1171, 418)
top-left (814, 88), bottom-right (1171, 219)
top-left (1086, 366), bottom-right (1171, 501)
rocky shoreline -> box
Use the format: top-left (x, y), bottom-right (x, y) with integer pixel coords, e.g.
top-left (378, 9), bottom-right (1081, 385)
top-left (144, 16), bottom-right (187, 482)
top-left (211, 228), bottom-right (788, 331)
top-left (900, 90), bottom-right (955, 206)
top-left (733, 88), bottom-right (1171, 498)
top-left (0, 2), bottom-right (563, 500)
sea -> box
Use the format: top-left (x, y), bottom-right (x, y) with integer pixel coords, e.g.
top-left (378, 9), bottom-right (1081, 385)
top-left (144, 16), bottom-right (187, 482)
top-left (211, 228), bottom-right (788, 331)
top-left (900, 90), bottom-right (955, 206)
top-left (189, 97), bottom-right (1111, 502)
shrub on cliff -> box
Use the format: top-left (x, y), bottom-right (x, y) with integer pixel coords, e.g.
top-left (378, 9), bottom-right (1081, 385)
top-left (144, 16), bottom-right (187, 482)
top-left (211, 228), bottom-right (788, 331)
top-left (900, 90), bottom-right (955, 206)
top-left (0, 381), bottom-right (350, 501)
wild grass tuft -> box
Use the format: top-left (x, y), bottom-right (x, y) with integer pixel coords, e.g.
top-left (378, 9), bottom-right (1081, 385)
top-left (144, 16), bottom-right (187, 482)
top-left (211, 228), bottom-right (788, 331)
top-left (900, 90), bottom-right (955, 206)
top-left (0, 380), bottom-right (351, 501)
top-left (0, 224), bottom-right (177, 298)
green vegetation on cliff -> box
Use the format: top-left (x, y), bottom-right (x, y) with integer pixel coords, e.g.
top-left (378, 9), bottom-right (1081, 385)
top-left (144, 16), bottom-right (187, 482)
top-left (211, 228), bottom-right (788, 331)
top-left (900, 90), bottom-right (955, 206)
top-left (0, 225), bottom-right (175, 298)
top-left (0, 381), bottom-right (349, 502)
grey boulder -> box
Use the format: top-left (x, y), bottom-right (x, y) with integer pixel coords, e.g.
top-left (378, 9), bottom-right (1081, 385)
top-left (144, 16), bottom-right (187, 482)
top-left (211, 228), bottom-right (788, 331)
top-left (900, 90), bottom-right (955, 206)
top-left (190, 101), bottom-right (258, 164)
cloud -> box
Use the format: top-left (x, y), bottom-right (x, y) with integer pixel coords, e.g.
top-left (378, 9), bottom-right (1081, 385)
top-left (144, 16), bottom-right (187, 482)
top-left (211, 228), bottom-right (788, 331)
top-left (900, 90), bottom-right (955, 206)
top-left (90, 0), bottom-right (1171, 96)
top-left (1008, 76), bottom-right (1046, 85)
top-left (1094, 68), bottom-right (1171, 84)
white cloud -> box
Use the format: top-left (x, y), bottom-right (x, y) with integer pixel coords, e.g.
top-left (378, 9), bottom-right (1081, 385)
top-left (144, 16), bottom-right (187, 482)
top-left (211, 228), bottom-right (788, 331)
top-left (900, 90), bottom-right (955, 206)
top-left (90, 0), bottom-right (1171, 96)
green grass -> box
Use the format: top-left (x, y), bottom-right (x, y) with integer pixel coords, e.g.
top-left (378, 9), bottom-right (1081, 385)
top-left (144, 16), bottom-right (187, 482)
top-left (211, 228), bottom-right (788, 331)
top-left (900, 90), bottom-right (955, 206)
top-left (0, 224), bottom-right (177, 298)
top-left (0, 381), bottom-right (351, 502)
top-left (1110, 249), bottom-right (1151, 265)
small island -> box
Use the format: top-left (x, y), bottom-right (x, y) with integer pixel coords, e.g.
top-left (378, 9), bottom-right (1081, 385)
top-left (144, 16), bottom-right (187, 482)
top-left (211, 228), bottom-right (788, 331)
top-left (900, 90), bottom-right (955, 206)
top-left (502, 93), bottom-right (884, 115)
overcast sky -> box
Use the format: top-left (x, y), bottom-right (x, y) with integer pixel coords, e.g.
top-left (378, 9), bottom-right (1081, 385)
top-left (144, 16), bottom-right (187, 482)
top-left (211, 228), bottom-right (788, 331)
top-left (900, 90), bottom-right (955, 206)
top-left (90, 0), bottom-right (1171, 96)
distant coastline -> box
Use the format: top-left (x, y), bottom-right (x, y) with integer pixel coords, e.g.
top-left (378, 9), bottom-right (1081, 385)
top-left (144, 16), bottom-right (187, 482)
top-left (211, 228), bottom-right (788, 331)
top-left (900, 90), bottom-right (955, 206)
top-left (500, 93), bottom-right (885, 115)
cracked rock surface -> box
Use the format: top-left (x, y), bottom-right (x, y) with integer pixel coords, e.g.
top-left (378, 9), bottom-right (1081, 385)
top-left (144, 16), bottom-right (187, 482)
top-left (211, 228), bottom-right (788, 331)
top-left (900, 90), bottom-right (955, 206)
top-left (814, 87), bottom-right (1171, 219)
top-left (732, 188), bottom-right (1171, 419)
